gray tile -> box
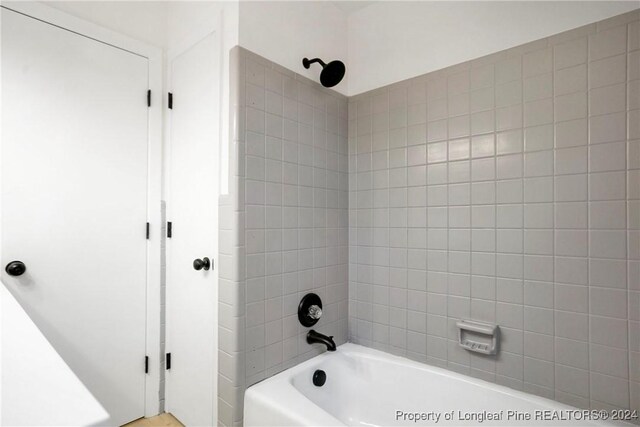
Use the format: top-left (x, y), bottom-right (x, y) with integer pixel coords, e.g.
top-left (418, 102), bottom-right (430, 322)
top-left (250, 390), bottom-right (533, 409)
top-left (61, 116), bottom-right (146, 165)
top-left (555, 337), bottom-right (589, 370)
top-left (590, 372), bottom-right (630, 408)
top-left (589, 25), bottom-right (627, 61)
top-left (590, 316), bottom-right (628, 349)
top-left (555, 64), bottom-right (587, 96)
top-left (556, 364), bottom-right (589, 397)
top-left (589, 54), bottom-right (626, 89)
top-left (554, 37), bottom-right (588, 70)
top-left (590, 344), bottom-right (629, 379)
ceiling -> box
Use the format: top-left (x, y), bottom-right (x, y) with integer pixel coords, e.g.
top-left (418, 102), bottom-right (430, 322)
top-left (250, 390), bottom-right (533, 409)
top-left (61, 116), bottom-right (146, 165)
top-left (331, 1), bottom-right (377, 14)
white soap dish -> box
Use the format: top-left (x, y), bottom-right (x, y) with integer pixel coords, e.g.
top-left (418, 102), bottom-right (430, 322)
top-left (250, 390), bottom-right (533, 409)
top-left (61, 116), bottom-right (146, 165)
top-left (456, 320), bottom-right (500, 355)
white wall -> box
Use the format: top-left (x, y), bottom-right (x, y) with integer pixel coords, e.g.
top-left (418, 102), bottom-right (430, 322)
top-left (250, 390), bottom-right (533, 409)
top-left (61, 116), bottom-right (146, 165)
top-left (347, 1), bottom-right (639, 95)
top-left (44, 1), bottom-right (170, 48)
top-left (50, 1), bottom-right (637, 97)
top-left (166, 1), bottom-right (238, 54)
top-left (43, 1), bottom-right (239, 54)
top-left (164, 1), bottom-right (239, 196)
top-left (239, 1), bottom-right (349, 94)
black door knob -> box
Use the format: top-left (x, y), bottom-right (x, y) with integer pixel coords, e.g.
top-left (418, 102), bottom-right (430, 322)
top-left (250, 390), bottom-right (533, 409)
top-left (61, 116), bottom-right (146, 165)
top-left (5, 261), bottom-right (26, 277)
top-left (193, 257), bottom-right (211, 271)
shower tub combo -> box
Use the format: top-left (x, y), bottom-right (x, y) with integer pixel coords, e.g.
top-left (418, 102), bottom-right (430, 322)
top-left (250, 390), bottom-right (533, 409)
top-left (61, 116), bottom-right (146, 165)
top-left (244, 344), bottom-right (631, 426)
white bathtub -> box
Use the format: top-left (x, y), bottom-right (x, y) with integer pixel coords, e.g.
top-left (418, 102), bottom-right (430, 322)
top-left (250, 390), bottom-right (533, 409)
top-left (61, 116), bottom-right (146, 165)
top-left (1, 284), bottom-right (109, 426)
top-left (245, 343), bottom-right (628, 426)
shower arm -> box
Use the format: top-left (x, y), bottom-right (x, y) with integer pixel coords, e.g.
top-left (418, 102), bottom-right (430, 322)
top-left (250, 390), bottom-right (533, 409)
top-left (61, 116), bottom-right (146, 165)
top-left (302, 57), bottom-right (327, 69)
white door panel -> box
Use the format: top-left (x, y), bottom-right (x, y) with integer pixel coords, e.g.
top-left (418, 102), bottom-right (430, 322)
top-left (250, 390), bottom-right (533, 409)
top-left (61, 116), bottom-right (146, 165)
top-left (167, 32), bottom-right (219, 426)
top-left (1, 8), bottom-right (148, 425)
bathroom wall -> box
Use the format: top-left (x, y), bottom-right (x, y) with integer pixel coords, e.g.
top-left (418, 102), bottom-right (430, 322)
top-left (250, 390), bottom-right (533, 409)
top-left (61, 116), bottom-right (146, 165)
top-left (349, 9), bottom-right (639, 413)
top-left (43, 1), bottom-right (171, 47)
top-left (347, 1), bottom-right (639, 95)
top-left (239, 1), bottom-right (349, 95)
top-left (218, 47), bottom-right (349, 426)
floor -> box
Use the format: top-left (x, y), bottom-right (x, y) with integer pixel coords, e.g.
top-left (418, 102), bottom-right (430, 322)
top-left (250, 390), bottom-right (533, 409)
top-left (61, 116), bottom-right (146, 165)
top-left (123, 413), bottom-right (184, 427)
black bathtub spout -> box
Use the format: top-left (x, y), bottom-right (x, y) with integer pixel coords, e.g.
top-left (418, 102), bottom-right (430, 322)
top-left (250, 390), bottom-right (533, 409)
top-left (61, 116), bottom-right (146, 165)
top-left (307, 330), bottom-right (337, 351)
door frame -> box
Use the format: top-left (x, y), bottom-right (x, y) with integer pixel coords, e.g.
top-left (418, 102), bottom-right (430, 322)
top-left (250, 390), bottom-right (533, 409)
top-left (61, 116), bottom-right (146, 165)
top-left (0, 2), bottom-right (164, 417)
top-left (164, 19), bottom-right (223, 423)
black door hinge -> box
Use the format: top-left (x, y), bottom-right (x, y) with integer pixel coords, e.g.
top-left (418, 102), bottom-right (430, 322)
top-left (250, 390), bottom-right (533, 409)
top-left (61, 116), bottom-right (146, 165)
top-left (166, 353), bottom-right (171, 370)
top-left (147, 90), bottom-right (151, 107)
top-left (145, 356), bottom-right (149, 374)
top-left (167, 221), bottom-right (172, 238)
top-left (168, 92), bottom-right (173, 109)
top-left (146, 222), bottom-right (150, 239)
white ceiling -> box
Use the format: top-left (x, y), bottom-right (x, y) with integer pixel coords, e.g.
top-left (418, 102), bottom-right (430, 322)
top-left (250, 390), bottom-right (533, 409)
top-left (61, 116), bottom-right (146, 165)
top-left (331, 1), bottom-right (377, 14)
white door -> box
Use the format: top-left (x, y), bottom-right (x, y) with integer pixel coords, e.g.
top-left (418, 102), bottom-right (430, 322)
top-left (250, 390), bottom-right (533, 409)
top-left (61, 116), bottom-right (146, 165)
top-left (166, 32), bottom-right (219, 426)
top-left (1, 8), bottom-right (149, 426)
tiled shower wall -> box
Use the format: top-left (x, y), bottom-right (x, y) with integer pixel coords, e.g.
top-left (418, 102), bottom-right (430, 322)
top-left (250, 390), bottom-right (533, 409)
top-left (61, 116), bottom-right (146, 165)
top-left (348, 10), bottom-right (639, 413)
top-left (218, 47), bottom-right (349, 426)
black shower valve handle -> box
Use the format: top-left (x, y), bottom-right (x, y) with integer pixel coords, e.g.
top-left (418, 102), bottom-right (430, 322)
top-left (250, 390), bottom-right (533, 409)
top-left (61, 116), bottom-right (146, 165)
top-left (298, 293), bottom-right (323, 327)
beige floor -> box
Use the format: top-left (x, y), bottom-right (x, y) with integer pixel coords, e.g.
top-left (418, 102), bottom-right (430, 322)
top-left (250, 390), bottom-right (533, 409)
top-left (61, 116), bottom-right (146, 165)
top-left (123, 413), bottom-right (184, 427)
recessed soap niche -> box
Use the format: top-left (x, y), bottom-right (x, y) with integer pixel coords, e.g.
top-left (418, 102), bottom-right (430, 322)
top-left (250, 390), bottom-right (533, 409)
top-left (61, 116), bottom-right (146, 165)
top-left (457, 320), bottom-right (500, 356)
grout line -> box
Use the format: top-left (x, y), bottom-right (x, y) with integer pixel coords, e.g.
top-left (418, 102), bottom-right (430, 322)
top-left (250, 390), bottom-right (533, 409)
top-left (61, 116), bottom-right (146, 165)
top-left (550, 40), bottom-right (558, 402)
top-left (492, 61), bottom-right (499, 380)
top-left (625, 21), bottom-right (632, 411)
top-left (520, 52), bottom-right (526, 391)
top-left (586, 26), bottom-right (592, 408)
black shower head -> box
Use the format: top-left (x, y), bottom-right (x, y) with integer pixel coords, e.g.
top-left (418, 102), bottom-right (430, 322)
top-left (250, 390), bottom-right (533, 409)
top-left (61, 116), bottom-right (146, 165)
top-left (302, 57), bottom-right (345, 88)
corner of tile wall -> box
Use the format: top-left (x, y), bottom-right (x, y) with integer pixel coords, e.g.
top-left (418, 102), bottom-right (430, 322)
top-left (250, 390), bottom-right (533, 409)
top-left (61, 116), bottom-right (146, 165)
top-left (219, 46), bottom-right (349, 425)
top-left (218, 45), bottom-right (246, 427)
